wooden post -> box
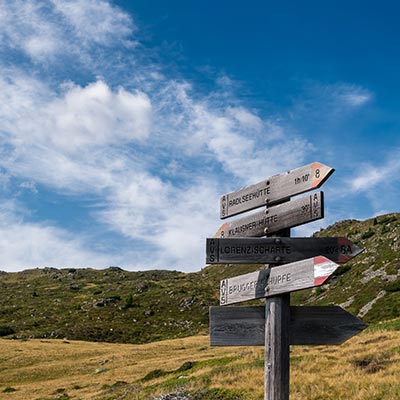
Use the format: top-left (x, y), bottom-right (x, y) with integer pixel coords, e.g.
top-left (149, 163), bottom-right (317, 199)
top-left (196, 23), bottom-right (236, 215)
top-left (265, 228), bottom-right (290, 400)
top-left (265, 294), bottom-right (290, 399)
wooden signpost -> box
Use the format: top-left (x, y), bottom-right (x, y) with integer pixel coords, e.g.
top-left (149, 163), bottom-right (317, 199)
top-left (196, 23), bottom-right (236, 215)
top-left (206, 237), bottom-right (363, 264)
top-left (219, 256), bottom-right (340, 305)
top-left (210, 306), bottom-right (367, 346)
top-left (220, 162), bottom-right (334, 218)
top-left (207, 161), bottom-right (365, 400)
top-left (215, 191), bottom-right (324, 238)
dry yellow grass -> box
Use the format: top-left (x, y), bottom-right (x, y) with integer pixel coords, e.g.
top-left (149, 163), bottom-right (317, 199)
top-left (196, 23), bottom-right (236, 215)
top-left (0, 335), bottom-right (237, 400)
top-left (0, 329), bottom-right (399, 399)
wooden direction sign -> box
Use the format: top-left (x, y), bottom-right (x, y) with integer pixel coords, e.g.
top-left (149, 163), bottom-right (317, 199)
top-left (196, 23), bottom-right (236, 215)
top-left (210, 306), bottom-right (367, 346)
top-left (210, 162), bottom-right (366, 400)
top-left (215, 191), bottom-right (324, 238)
top-left (220, 256), bottom-right (339, 305)
top-left (206, 237), bottom-right (363, 265)
top-left (220, 162), bottom-right (334, 219)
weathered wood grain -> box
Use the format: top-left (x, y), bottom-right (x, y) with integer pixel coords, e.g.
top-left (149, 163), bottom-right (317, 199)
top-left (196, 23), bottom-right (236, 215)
top-left (220, 162), bottom-right (334, 219)
top-left (265, 294), bottom-right (290, 400)
top-left (206, 237), bottom-right (363, 264)
top-left (215, 192), bottom-right (324, 238)
top-left (219, 256), bottom-right (339, 305)
top-left (209, 306), bottom-right (367, 346)
top-left (210, 306), bottom-right (265, 346)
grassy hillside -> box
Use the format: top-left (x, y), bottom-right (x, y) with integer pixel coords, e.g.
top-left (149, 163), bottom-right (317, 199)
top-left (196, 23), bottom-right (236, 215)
top-left (0, 325), bottom-right (399, 400)
top-left (0, 268), bottom-right (214, 343)
top-left (291, 213), bottom-right (400, 322)
top-left (0, 213), bottom-right (399, 344)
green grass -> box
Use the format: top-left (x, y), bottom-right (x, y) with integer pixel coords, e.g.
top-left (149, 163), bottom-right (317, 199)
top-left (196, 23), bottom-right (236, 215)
top-left (366, 318), bottom-right (400, 332)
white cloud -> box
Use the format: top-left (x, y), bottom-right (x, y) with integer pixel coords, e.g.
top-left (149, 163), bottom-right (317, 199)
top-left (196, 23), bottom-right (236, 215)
top-left (0, 69), bottom-right (52, 133)
top-left (98, 172), bottom-right (171, 239)
top-left (337, 153), bottom-right (400, 219)
top-left (50, 0), bottom-right (134, 46)
top-left (0, 0), bottom-right (134, 63)
top-left (351, 166), bottom-right (385, 192)
top-left (328, 83), bottom-right (373, 109)
top-left (350, 156), bottom-right (400, 193)
top-left (293, 219), bottom-right (326, 238)
top-left (341, 92), bottom-right (372, 107)
top-left (292, 82), bottom-right (373, 124)
top-left (0, 171), bottom-right (10, 188)
top-left (0, 1), bottom-right (59, 61)
top-left (150, 81), bottom-right (313, 185)
top-left (0, 73), bottom-right (152, 192)
top-left (0, 200), bottom-right (115, 271)
top-left (185, 101), bottom-right (312, 184)
top-left (152, 181), bottom-right (221, 267)
top-left (47, 81), bottom-right (152, 151)
top-left (19, 181), bottom-right (38, 193)
top-left (227, 106), bottom-right (263, 130)
top-left (0, 74), bottom-right (152, 148)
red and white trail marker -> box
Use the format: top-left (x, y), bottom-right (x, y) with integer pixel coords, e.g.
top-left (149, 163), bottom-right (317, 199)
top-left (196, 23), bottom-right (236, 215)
top-left (313, 255), bottom-right (337, 285)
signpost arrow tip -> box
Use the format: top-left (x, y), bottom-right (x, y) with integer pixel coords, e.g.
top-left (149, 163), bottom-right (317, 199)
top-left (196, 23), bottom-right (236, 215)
top-left (313, 256), bottom-right (339, 286)
top-left (337, 237), bottom-right (364, 263)
top-left (310, 162), bottom-right (335, 189)
top-left (210, 305), bottom-right (367, 346)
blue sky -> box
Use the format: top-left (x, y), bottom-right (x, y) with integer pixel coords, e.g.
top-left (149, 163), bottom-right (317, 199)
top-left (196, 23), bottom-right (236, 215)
top-left (0, 0), bottom-right (399, 272)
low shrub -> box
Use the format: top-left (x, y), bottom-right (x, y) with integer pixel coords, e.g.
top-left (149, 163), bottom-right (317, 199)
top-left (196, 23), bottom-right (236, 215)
top-left (0, 326), bottom-right (15, 337)
top-left (361, 229), bottom-right (375, 239)
top-left (2, 387), bottom-right (17, 393)
top-left (385, 279), bottom-right (400, 293)
top-left (142, 369), bottom-right (168, 381)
